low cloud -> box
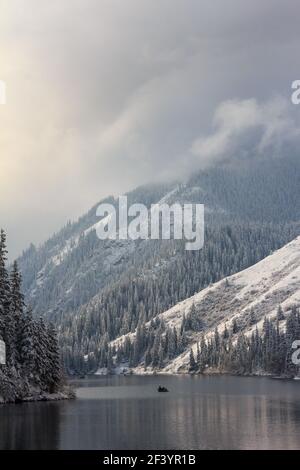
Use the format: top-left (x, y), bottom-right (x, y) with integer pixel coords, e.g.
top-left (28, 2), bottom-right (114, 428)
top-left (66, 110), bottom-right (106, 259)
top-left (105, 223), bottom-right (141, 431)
top-left (191, 97), bottom-right (300, 165)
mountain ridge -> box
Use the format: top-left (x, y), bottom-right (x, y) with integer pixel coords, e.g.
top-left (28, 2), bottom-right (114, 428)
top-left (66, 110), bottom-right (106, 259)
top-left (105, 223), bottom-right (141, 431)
top-left (105, 235), bottom-right (300, 375)
top-left (15, 155), bottom-right (300, 372)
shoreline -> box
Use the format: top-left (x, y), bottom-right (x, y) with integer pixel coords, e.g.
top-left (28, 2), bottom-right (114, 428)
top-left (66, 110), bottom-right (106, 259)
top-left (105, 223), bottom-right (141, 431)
top-left (80, 369), bottom-right (300, 381)
top-left (0, 386), bottom-right (75, 405)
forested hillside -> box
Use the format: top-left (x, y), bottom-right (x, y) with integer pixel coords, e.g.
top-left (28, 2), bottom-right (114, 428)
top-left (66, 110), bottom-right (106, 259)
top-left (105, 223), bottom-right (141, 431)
top-left (16, 154), bottom-right (300, 373)
top-left (0, 230), bottom-right (69, 403)
top-left (106, 236), bottom-right (300, 378)
top-left (189, 306), bottom-right (300, 377)
top-left (63, 223), bottom-right (299, 372)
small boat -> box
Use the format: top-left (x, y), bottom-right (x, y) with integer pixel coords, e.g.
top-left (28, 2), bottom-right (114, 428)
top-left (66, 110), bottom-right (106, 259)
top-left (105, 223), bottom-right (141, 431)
top-left (157, 386), bottom-right (169, 393)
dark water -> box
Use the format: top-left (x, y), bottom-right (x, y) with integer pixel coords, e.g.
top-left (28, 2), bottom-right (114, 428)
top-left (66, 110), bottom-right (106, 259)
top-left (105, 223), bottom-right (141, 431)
top-left (0, 375), bottom-right (300, 450)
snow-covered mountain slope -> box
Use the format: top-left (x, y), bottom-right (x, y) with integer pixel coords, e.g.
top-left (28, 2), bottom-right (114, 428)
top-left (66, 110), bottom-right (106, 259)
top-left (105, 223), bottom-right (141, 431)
top-left (17, 183), bottom-right (177, 319)
top-left (110, 235), bottom-right (300, 374)
top-left (15, 155), bottom-right (300, 371)
top-left (17, 155), bottom-right (300, 325)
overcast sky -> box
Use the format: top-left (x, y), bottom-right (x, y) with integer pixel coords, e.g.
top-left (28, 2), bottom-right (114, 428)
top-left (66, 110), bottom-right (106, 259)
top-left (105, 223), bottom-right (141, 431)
top-left (1, 0), bottom-right (300, 258)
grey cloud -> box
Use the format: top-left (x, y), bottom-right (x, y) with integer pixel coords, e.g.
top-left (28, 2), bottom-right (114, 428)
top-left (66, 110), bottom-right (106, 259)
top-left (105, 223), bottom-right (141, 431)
top-left (1, 0), bottom-right (300, 257)
top-left (191, 97), bottom-right (300, 165)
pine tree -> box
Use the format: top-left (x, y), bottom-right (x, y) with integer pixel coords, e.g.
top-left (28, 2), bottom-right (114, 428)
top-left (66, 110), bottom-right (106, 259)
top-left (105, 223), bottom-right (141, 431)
top-left (9, 261), bottom-right (25, 365)
top-left (19, 307), bottom-right (35, 378)
top-left (144, 349), bottom-right (152, 369)
top-left (0, 230), bottom-right (13, 366)
top-left (158, 344), bottom-right (164, 369)
top-left (47, 323), bottom-right (62, 393)
top-left (248, 309), bottom-right (256, 326)
top-left (189, 348), bottom-right (197, 371)
top-left (196, 342), bottom-right (201, 363)
top-left (276, 305), bottom-right (285, 321)
top-left (151, 334), bottom-right (160, 368)
top-left (231, 318), bottom-right (239, 335)
top-left (107, 347), bottom-right (113, 373)
top-left (33, 317), bottom-right (50, 389)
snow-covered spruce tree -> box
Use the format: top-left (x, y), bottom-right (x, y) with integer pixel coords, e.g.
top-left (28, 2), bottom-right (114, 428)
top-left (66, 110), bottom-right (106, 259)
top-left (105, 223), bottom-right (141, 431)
top-left (189, 348), bottom-right (197, 372)
top-left (33, 317), bottom-right (50, 390)
top-left (19, 307), bottom-right (35, 379)
top-left (9, 261), bottom-right (25, 367)
top-left (0, 230), bottom-right (65, 401)
top-left (46, 323), bottom-right (63, 393)
top-left (0, 230), bottom-right (13, 365)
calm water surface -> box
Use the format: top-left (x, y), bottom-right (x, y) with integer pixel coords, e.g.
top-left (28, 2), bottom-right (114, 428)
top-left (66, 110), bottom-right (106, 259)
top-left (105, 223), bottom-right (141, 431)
top-left (0, 375), bottom-right (300, 450)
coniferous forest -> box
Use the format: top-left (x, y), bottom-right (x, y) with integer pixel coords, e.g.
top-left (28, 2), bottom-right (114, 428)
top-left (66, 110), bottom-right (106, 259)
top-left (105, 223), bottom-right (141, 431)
top-left (189, 306), bottom-right (300, 377)
top-left (61, 222), bottom-right (300, 374)
top-left (0, 229), bottom-right (67, 403)
top-left (96, 304), bottom-right (300, 379)
top-left (15, 156), bottom-right (300, 374)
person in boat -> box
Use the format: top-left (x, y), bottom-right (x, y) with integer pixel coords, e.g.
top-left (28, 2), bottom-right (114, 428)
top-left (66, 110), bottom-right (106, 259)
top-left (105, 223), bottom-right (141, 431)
top-left (158, 385), bottom-right (169, 392)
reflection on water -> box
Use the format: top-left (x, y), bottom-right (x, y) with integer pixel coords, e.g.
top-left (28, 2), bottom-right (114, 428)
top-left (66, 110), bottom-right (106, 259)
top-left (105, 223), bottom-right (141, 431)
top-left (0, 375), bottom-right (300, 449)
top-left (0, 401), bottom-right (61, 450)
